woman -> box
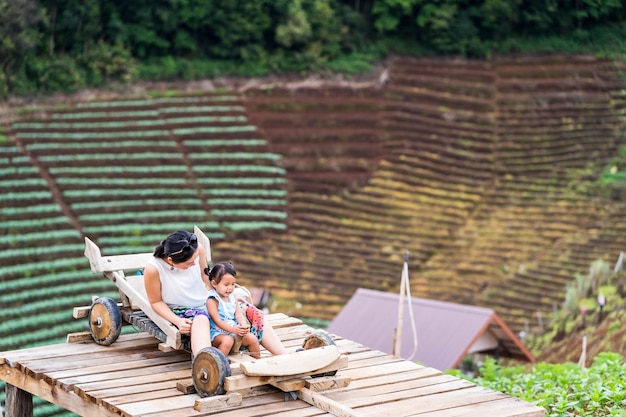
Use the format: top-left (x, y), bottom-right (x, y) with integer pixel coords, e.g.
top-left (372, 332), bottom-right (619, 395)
top-left (143, 230), bottom-right (287, 356)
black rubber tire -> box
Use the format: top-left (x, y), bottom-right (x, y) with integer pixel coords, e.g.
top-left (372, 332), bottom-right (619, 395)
top-left (302, 330), bottom-right (336, 349)
top-left (192, 346), bottom-right (231, 397)
top-left (88, 297), bottom-right (122, 346)
top-left (302, 330), bottom-right (337, 377)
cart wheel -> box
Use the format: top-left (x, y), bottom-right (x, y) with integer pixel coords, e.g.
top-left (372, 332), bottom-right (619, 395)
top-left (193, 347), bottom-right (231, 397)
top-left (302, 330), bottom-right (337, 377)
top-left (302, 330), bottom-right (336, 349)
top-left (88, 297), bottom-right (122, 346)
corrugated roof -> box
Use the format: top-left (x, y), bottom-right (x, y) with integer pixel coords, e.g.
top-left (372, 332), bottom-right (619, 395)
top-left (327, 288), bottom-right (534, 370)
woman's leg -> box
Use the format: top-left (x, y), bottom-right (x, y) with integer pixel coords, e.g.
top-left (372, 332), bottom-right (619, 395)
top-left (261, 322), bottom-right (289, 355)
top-left (190, 314), bottom-right (212, 356)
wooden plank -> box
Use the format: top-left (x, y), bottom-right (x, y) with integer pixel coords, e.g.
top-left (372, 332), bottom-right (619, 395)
top-left (84, 237), bottom-right (151, 273)
top-left (44, 352), bottom-right (189, 385)
top-left (66, 332), bottom-right (95, 343)
top-left (21, 348), bottom-right (185, 380)
top-left (0, 364), bottom-right (120, 417)
top-left (328, 374), bottom-right (472, 403)
top-left (76, 368), bottom-right (193, 401)
top-left (271, 378), bottom-right (307, 392)
top-left (2, 333), bottom-right (159, 368)
top-left (137, 391), bottom-right (305, 417)
top-left (297, 387), bottom-right (365, 417)
top-left (109, 270), bottom-right (182, 350)
top-left (305, 374), bottom-right (351, 392)
top-left (194, 392), bottom-right (243, 413)
top-left (329, 367), bottom-right (441, 393)
top-left (91, 379), bottom-right (192, 403)
top-left (345, 385), bottom-right (510, 416)
top-left (226, 356), bottom-right (349, 392)
top-left (418, 397), bottom-right (545, 417)
top-left (57, 359), bottom-right (191, 391)
top-left (240, 345), bottom-right (341, 377)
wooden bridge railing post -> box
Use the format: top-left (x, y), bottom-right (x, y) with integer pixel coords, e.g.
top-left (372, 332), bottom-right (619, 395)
top-left (5, 384), bottom-right (33, 417)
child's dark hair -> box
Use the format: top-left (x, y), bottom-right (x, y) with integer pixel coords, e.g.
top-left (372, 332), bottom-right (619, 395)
top-left (205, 261), bottom-right (237, 283)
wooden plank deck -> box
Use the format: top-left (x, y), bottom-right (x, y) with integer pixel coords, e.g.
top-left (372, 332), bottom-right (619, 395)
top-left (1, 314), bottom-right (544, 417)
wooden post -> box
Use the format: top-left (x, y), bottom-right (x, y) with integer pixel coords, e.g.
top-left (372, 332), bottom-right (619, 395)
top-left (5, 384), bottom-right (33, 417)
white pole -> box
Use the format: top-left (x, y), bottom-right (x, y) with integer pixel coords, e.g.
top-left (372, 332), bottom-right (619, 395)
top-left (393, 250), bottom-right (409, 357)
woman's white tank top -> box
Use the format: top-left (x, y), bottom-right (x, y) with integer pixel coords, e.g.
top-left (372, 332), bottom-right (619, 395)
top-left (147, 257), bottom-right (208, 309)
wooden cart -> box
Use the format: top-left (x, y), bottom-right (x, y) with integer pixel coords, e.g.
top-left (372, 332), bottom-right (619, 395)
top-left (82, 226), bottom-right (348, 409)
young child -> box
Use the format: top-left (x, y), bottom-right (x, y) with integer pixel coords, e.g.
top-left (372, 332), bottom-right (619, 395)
top-left (205, 261), bottom-right (261, 359)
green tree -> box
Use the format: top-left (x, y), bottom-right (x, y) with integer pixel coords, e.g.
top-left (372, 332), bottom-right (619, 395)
top-left (0, 0), bottom-right (41, 97)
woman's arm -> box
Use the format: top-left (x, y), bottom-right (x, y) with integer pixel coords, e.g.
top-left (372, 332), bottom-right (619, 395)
top-left (144, 264), bottom-right (192, 334)
top-left (198, 244), bottom-right (212, 289)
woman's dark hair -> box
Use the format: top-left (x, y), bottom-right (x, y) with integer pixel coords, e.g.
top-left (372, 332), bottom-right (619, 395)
top-left (205, 261), bottom-right (237, 284)
top-left (153, 230), bottom-right (198, 263)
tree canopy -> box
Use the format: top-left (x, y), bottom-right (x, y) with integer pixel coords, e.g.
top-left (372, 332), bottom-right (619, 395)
top-left (1, 0), bottom-right (625, 97)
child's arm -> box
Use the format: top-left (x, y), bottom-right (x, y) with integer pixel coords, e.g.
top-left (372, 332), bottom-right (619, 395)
top-left (207, 297), bottom-right (247, 336)
top-left (234, 302), bottom-right (247, 326)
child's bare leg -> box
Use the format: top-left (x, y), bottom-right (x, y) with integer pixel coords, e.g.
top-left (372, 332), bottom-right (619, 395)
top-left (212, 334), bottom-right (234, 357)
top-left (243, 333), bottom-right (261, 359)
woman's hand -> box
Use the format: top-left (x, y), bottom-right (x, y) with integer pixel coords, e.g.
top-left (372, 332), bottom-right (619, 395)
top-left (177, 317), bottom-right (193, 334)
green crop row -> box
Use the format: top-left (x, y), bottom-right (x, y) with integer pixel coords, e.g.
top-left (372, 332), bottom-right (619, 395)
top-left (221, 221), bottom-right (288, 231)
top-left (71, 198), bottom-right (204, 210)
top-left (50, 165), bottom-right (187, 174)
top-left (0, 257), bottom-right (87, 278)
top-left (173, 125), bottom-right (256, 135)
top-left (203, 188), bottom-right (287, 197)
top-left (0, 269), bottom-right (90, 292)
top-left (64, 188), bottom-right (198, 197)
top-left (209, 198), bottom-right (286, 206)
top-left (1, 204), bottom-right (62, 216)
top-left (52, 110), bottom-right (160, 119)
top-left (0, 166), bottom-right (39, 175)
top-left (83, 221), bottom-right (220, 234)
top-left (78, 209), bottom-right (208, 222)
top-left (165, 115), bottom-right (247, 124)
top-left (153, 96), bottom-right (239, 104)
top-left (161, 105), bottom-right (244, 113)
top-left (3, 191), bottom-right (52, 200)
top-left (27, 140), bottom-right (177, 151)
top-left (0, 229), bottom-right (80, 246)
top-left (196, 177), bottom-right (286, 185)
top-left (181, 139), bottom-right (266, 147)
top-left (190, 152), bottom-right (281, 161)
top-left (56, 177), bottom-right (188, 186)
top-left (13, 120), bottom-right (166, 129)
top-left (0, 243), bottom-right (85, 260)
top-left (193, 165), bottom-right (286, 174)
top-left (16, 130), bottom-right (168, 139)
top-left (210, 209), bottom-right (287, 218)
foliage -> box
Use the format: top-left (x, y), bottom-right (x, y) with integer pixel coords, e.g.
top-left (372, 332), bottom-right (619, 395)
top-left (448, 353), bottom-right (626, 417)
top-left (2, 1), bottom-right (626, 95)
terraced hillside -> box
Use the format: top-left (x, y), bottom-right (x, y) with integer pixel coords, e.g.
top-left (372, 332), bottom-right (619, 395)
top-left (1, 91), bottom-right (288, 354)
top-left (1, 55), bottom-right (626, 364)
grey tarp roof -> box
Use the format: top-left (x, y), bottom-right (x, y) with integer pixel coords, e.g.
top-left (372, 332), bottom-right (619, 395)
top-left (327, 288), bottom-right (534, 371)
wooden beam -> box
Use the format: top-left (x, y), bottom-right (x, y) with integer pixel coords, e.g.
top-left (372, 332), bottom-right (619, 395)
top-left (225, 355), bottom-right (348, 391)
top-left (1, 365), bottom-right (120, 417)
top-left (297, 387), bottom-right (365, 417)
top-left (193, 392), bottom-right (242, 413)
top-left (5, 384), bottom-right (33, 417)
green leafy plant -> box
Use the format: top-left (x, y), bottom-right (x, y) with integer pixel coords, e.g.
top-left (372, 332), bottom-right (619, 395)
top-left (449, 353), bottom-right (626, 417)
